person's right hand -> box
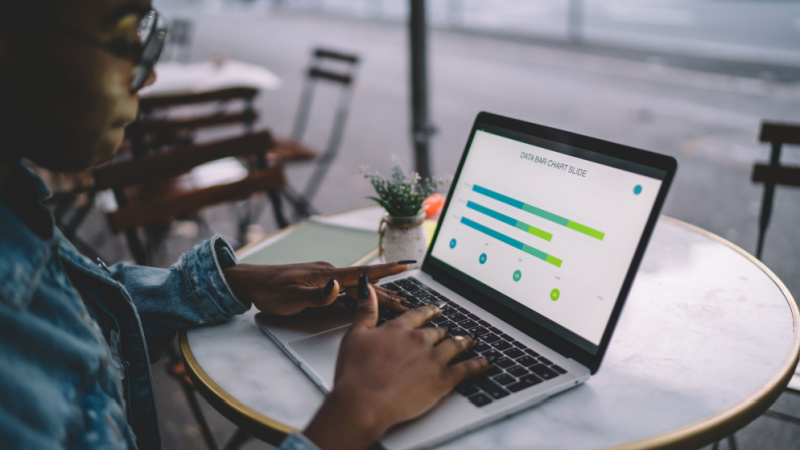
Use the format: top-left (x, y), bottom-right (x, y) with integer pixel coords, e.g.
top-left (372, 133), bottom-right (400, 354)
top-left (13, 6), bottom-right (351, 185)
top-left (303, 276), bottom-right (489, 450)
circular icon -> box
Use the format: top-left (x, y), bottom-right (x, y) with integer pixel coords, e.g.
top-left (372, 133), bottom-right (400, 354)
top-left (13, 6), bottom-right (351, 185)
top-left (449, 238), bottom-right (457, 249)
top-left (634, 185), bottom-right (642, 195)
top-left (513, 270), bottom-right (522, 282)
top-left (479, 253), bottom-right (487, 264)
top-left (550, 288), bottom-right (560, 301)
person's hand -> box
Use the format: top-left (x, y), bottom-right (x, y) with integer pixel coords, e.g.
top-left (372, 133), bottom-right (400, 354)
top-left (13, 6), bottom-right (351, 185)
top-left (222, 261), bottom-right (413, 315)
top-left (303, 275), bottom-right (490, 450)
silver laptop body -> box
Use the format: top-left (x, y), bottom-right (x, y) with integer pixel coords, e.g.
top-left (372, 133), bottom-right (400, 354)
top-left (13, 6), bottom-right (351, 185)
top-left (257, 112), bottom-right (677, 449)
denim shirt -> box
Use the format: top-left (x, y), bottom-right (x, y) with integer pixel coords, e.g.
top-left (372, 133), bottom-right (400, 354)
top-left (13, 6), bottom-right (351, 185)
top-left (0, 163), bottom-right (318, 450)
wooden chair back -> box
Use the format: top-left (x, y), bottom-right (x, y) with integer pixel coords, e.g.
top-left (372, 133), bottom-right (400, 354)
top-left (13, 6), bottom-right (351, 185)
top-left (93, 130), bottom-right (286, 264)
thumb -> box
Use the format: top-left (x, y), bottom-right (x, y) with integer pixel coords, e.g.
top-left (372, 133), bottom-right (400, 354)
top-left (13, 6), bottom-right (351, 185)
top-left (351, 274), bottom-right (378, 331)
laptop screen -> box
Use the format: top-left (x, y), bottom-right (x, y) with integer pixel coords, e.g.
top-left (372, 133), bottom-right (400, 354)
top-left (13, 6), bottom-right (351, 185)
top-left (429, 121), bottom-right (668, 354)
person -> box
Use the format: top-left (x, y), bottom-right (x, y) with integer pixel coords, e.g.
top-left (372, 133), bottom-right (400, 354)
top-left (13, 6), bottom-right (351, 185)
top-left (0, 1), bottom-right (489, 449)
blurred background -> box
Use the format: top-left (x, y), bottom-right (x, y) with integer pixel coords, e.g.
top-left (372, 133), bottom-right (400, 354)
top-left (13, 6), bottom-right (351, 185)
top-left (72, 0), bottom-right (800, 448)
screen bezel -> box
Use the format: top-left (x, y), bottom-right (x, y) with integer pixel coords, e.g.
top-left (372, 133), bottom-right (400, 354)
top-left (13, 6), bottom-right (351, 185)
top-left (421, 111), bottom-right (677, 374)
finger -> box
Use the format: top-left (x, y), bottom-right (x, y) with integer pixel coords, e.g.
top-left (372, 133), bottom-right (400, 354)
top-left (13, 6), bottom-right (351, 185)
top-left (351, 283), bottom-right (379, 331)
top-left (416, 326), bottom-right (449, 345)
top-left (393, 303), bottom-right (443, 329)
top-left (344, 285), bottom-right (410, 311)
top-left (434, 335), bottom-right (477, 363)
top-left (329, 262), bottom-right (413, 287)
top-left (447, 356), bottom-right (491, 385)
top-left (291, 279), bottom-right (340, 307)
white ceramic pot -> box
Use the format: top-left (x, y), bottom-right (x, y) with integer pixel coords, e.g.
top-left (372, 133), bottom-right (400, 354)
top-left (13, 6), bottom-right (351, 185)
top-left (379, 211), bottom-right (427, 268)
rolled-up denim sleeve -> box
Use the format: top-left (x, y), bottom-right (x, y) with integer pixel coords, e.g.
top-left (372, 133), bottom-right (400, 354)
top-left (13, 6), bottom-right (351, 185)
top-left (109, 236), bottom-right (251, 361)
top-left (278, 433), bottom-right (320, 450)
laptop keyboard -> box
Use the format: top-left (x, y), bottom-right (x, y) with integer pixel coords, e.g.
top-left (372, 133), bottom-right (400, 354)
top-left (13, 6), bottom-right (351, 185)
top-left (379, 276), bottom-right (567, 408)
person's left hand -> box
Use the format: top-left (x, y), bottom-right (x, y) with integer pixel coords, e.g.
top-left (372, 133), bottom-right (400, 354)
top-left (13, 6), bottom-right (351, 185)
top-left (223, 261), bottom-right (412, 315)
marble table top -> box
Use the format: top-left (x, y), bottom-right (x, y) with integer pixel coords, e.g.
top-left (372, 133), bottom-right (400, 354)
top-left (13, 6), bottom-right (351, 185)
top-left (182, 211), bottom-right (799, 449)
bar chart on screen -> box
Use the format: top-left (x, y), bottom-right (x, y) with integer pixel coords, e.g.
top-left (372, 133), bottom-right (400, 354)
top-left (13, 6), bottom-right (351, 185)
top-left (432, 129), bottom-right (662, 343)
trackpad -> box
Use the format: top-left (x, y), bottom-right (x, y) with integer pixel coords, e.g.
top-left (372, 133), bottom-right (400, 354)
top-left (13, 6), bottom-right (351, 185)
top-left (289, 326), bottom-right (348, 392)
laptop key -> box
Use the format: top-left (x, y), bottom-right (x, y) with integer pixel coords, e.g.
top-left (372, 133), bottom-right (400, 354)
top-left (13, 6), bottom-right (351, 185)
top-left (504, 348), bottom-right (525, 359)
top-left (494, 357), bottom-right (515, 369)
top-left (485, 365), bottom-right (503, 377)
top-left (482, 333), bottom-right (501, 344)
top-left (450, 327), bottom-right (469, 336)
top-left (474, 341), bottom-right (491, 352)
top-left (530, 364), bottom-right (559, 380)
top-left (466, 313), bottom-right (481, 321)
top-left (493, 373), bottom-right (516, 386)
top-left (455, 382), bottom-right (479, 396)
top-left (517, 355), bottom-right (538, 367)
top-left (477, 319), bottom-right (491, 327)
top-left (551, 365), bottom-right (567, 374)
top-left (539, 357), bottom-right (553, 365)
top-left (524, 348), bottom-right (541, 357)
top-left (508, 373), bottom-right (543, 392)
top-left (473, 376), bottom-right (510, 400)
top-left (512, 341), bottom-right (526, 349)
top-left (448, 313), bottom-right (467, 323)
top-left (507, 366), bottom-right (529, 377)
top-left (490, 341), bottom-right (512, 351)
top-left (489, 326), bottom-right (502, 334)
top-left (460, 319), bottom-right (478, 329)
top-left (468, 393), bottom-right (493, 407)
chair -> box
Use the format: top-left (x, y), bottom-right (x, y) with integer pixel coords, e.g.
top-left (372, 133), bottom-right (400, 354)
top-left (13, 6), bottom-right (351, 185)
top-left (127, 86), bottom-right (260, 158)
top-left (271, 47), bottom-right (360, 220)
top-left (92, 131), bottom-right (287, 265)
top-left (123, 86), bottom-right (289, 257)
top-left (752, 121), bottom-right (800, 259)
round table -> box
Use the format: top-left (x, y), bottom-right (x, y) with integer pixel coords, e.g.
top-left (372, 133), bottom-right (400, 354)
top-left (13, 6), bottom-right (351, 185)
top-left (181, 210), bottom-right (799, 449)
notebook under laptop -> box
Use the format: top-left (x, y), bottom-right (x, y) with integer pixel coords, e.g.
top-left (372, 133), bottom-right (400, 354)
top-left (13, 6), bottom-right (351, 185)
top-left (256, 111), bottom-right (677, 449)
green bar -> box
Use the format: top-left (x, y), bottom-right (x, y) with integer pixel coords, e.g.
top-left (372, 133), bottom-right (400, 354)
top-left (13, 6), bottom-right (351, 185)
top-left (527, 225), bottom-right (553, 242)
top-left (566, 221), bottom-right (605, 240)
top-left (546, 255), bottom-right (563, 267)
top-left (522, 203), bottom-right (569, 226)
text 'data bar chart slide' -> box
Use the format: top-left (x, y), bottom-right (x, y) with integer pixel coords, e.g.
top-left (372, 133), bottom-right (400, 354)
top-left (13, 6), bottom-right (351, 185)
top-left (431, 129), bottom-right (663, 345)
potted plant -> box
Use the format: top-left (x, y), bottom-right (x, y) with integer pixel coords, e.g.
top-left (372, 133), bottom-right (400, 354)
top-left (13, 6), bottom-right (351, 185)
top-left (361, 158), bottom-right (448, 266)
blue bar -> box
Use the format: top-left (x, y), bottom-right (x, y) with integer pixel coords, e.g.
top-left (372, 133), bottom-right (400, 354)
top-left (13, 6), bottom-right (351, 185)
top-left (466, 201), bottom-right (517, 227)
top-left (460, 217), bottom-right (524, 250)
top-left (472, 184), bottom-right (524, 209)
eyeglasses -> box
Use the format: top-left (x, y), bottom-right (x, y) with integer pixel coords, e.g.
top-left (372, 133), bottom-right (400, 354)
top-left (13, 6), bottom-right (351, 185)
top-left (53, 10), bottom-right (169, 93)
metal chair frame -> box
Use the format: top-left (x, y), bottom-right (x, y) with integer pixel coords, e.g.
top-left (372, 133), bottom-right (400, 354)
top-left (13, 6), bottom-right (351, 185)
top-left (281, 48), bottom-right (360, 219)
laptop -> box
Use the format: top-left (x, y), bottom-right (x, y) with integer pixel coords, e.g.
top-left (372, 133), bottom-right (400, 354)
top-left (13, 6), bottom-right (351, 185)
top-left (256, 111), bottom-right (677, 449)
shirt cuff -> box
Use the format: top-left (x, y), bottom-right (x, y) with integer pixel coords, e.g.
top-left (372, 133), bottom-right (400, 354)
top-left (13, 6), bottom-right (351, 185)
top-left (278, 433), bottom-right (320, 450)
top-left (183, 235), bottom-right (251, 322)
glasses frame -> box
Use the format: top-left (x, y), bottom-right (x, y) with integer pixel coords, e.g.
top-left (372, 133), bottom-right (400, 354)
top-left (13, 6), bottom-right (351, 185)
top-left (52, 9), bottom-right (169, 93)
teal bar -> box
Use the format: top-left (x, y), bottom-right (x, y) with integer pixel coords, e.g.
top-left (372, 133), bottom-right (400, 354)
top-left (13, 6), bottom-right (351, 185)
top-left (461, 217), bottom-right (561, 268)
top-left (460, 217), bottom-right (524, 250)
top-left (472, 185), bottom-right (524, 209)
top-left (521, 244), bottom-right (548, 262)
top-left (522, 203), bottom-right (569, 226)
top-left (466, 201), bottom-right (517, 228)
